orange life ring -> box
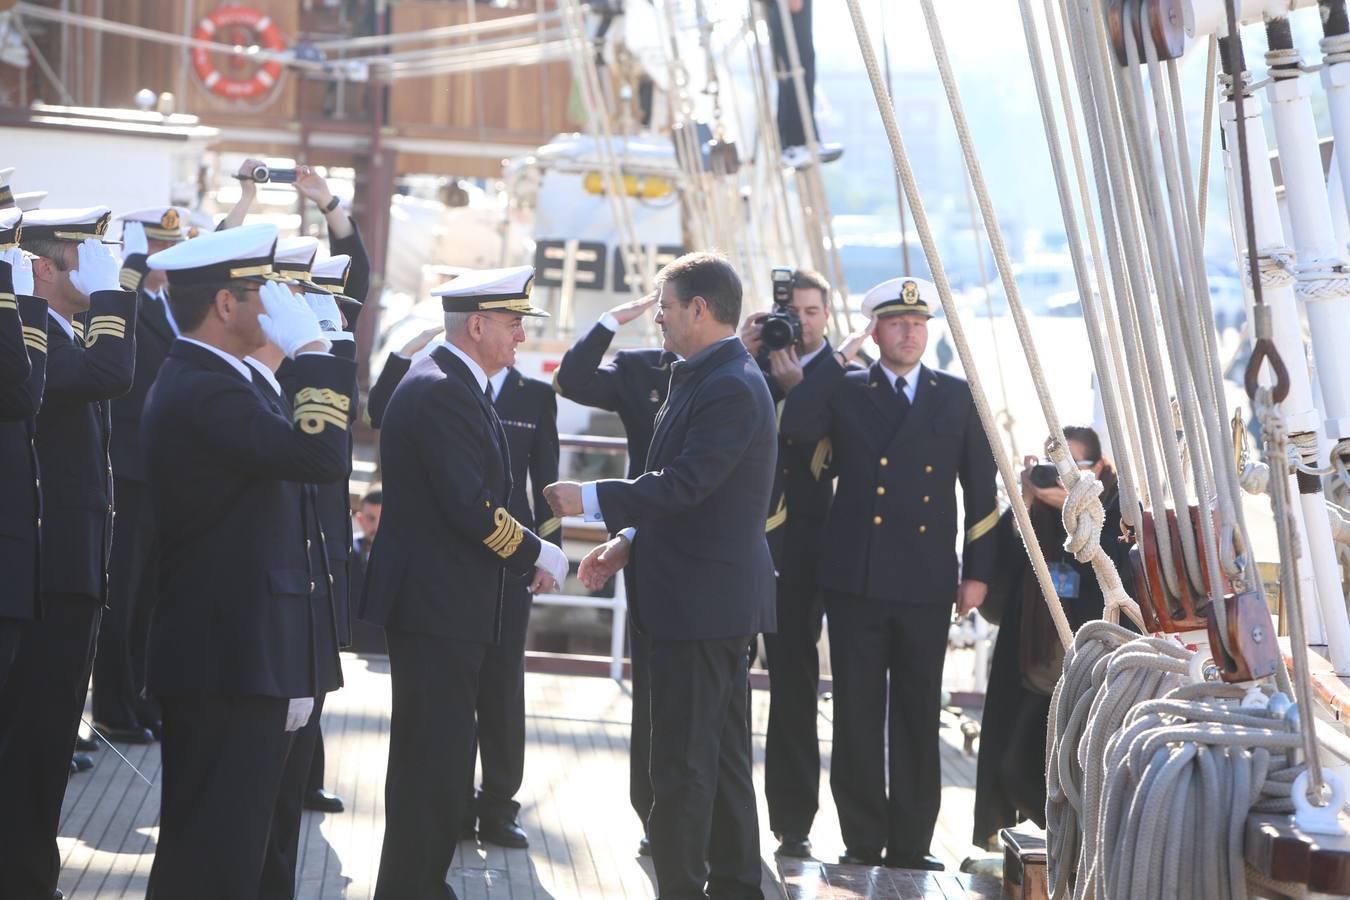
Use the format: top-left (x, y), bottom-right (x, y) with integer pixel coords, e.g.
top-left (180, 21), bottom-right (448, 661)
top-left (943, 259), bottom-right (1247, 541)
top-left (191, 5), bottom-right (287, 102)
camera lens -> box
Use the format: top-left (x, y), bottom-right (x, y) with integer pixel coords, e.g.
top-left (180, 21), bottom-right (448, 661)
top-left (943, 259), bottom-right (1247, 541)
top-left (761, 315), bottom-right (795, 351)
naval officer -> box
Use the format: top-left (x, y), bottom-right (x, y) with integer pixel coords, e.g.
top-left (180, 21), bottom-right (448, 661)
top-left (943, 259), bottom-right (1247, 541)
top-left (358, 266), bottom-right (568, 900)
top-left (0, 232), bottom-right (48, 696)
top-left (0, 206), bottom-right (138, 899)
top-left (779, 276), bottom-right (997, 870)
top-left (140, 224), bottom-right (353, 898)
top-left (91, 206), bottom-right (191, 744)
top-left (367, 313), bottom-right (561, 850)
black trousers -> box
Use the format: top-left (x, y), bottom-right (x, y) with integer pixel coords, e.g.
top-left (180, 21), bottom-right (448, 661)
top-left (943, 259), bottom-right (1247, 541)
top-left (768, 0), bottom-right (816, 149)
top-left (648, 636), bottom-right (763, 900)
top-left (825, 592), bottom-right (950, 860)
top-left (148, 694), bottom-right (291, 899)
top-left (261, 692), bottom-right (327, 900)
top-left (629, 621), bottom-right (653, 832)
top-left (763, 574), bottom-right (823, 837)
top-left (0, 617), bottom-right (24, 696)
top-left (376, 628), bottom-right (487, 900)
top-left (469, 577), bottom-right (530, 823)
top-left (0, 592), bottom-right (101, 899)
top-left (94, 476), bottom-right (160, 730)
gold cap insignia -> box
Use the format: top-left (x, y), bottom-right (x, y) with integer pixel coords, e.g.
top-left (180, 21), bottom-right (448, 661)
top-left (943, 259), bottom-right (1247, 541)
top-left (160, 209), bottom-right (181, 230)
top-left (901, 280), bottom-right (919, 306)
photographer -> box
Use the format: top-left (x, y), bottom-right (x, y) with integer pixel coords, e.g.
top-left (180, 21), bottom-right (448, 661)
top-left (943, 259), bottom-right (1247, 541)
top-left (737, 267), bottom-right (841, 859)
top-left (971, 426), bottom-right (1134, 849)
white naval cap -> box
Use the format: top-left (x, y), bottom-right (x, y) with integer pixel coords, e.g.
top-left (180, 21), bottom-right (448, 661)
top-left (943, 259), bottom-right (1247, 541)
top-left (146, 222), bottom-right (279, 287)
top-left (20, 206), bottom-right (113, 243)
top-left (116, 206), bottom-right (191, 243)
top-left (433, 265), bottom-right (547, 317)
top-left (274, 236), bottom-right (326, 291)
top-left (0, 168), bottom-right (47, 211)
top-left (311, 253), bottom-right (351, 289)
top-left (862, 276), bottom-right (937, 320)
top-left (0, 209), bottom-right (22, 249)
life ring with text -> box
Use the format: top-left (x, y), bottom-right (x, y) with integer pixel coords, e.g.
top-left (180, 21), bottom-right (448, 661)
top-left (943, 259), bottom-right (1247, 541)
top-left (191, 5), bottom-right (287, 102)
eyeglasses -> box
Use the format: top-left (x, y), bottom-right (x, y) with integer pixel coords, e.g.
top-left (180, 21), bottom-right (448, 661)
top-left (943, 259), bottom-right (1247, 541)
top-left (474, 313), bottom-right (525, 334)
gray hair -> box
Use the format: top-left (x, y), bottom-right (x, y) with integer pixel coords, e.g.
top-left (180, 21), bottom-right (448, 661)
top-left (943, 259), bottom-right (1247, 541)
top-left (443, 310), bottom-right (473, 337)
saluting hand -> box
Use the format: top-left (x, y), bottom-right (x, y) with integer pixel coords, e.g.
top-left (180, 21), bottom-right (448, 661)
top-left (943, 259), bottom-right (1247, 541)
top-left (258, 281), bottom-right (330, 358)
top-left (606, 289), bottom-right (659, 327)
top-left (837, 318), bottom-right (875, 364)
top-left (399, 325), bottom-right (444, 357)
top-left (121, 220), bottom-right (149, 258)
top-left (1, 249), bottom-right (32, 297)
top-left (578, 534), bottom-right (631, 590)
top-left (69, 239), bottom-right (124, 297)
top-left (543, 481), bottom-right (583, 517)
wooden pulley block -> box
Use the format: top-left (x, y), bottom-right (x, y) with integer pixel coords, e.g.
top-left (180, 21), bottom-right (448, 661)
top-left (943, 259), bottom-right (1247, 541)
top-left (1106, 0), bottom-right (1187, 67)
top-left (1134, 508), bottom-right (1208, 632)
top-left (1168, 503), bottom-right (1228, 616)
top-left (1207, 589), bottom-right (1280, 683)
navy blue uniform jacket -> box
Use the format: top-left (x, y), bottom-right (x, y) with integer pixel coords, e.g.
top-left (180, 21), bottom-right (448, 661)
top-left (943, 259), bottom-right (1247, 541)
top-left (778, 356), bottom-right (999, 604)
top-left (36, 290), bottom-right (138, 602)
top-left (552, 322), bottom-right (674, 479)
top-left (110, 254), bottom-right (176, 483)
top-left (594, 338), bottom-right (777, 641)
top-left (359, 346), bottom-right (545, 642)
top-left (142, 342), bottom-right (355, 698)
top-left (0, 292), bottom-right (49, 619)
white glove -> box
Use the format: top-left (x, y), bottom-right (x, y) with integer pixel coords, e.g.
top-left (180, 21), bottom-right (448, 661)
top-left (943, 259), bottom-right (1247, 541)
top-left (534, 541), bottom-right (569, 588)
top-left (258, 280), bottom-right (330, 357)
top-left (303, 291), bottom-right (343, 333)
top-left (68, 239), bottom-right (124, 296)
top-left (121, 220), bottom-right (148, 257)
top-left (285, 697), bottom-right (315, 732)
top-left (1, 249), bottom-right (32, 296)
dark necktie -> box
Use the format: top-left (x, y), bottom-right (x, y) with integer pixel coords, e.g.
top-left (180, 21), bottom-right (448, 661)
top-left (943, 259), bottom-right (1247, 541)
top-left (895, 375), bottom-right (911, 421)
top-left (485, 381), bottom-right (495, 404)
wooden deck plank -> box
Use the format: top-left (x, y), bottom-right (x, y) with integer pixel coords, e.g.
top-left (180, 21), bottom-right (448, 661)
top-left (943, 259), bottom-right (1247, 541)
top-left (60, 654), bottom-right (984, 899)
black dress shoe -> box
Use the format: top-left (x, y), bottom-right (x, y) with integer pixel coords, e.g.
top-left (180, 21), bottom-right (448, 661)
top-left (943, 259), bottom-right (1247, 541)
top-left (638, 836), bottom-right (651, 856)
top-left (94, 723), bottom-right (155, 745)
top-left (71, 753), bottom-right (94, 772)
top-left (886, 853), bottom-right (945, 871)
top-left (74, 736), bottom-right (98, 752)
top-left (839, 851), bottom-right (884, 866)
top-left (302, 788), bottom-right (345, 813)
top-left (477, 817), bottom-right (529, 849)
top-left (776, 834), bottom-right (812, 858)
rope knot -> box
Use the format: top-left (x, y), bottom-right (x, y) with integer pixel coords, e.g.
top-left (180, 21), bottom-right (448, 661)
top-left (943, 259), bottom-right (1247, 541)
top-left (1061, 471), bottom-right (1105, 563)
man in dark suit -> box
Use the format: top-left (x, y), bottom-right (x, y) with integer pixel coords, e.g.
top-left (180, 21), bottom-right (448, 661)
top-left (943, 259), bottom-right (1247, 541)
top-left (91, 206), bottom-right (189, 745)
top-left (140, 223), bottom-right (353, 898)
top-left (359, 266), bottom-right (568, 900)
top-left (545, 252), bottom-right (777, 900)
top-left (0, 207), bottom-right (138, 899)
top-left (551, 292), bottom-right (671, 847)
top-left (779, 277), bottom-right (998, 870)
top-left (367, 338), bottom-right (561, 849)
top-left (0, 240), bottom-right (47, 697)
top-left (737, 267), bottom-right (842, 859)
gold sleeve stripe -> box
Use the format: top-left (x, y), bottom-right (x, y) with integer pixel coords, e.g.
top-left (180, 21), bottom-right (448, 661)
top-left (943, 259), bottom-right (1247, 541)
top-left (119, 269), bottom-right (144, 291)
top-left (537, 516), bottom-right (562, 537)
top-left (0, 293), bottom-right (16, 310)
top-left (88, 315), bottom-right (126, 327)
top-left (293, 404), bottom-right (350, 434)
top-left (23, 325), bottom-right (47, 353)
top-left (765, 496), bottom-right (787, 533)
top-left (86, 322), bottom-right (127, 337)
top-left (966, 508), bottom-right (1000, 543)
top-left (294, 386), bottom-right (351, 413)
top-left (71, 321), bottom-right (85, 339)
top-left (809, 437), bottom-right (833, 481)
top-left (484, 507), bottom-right (526, 558)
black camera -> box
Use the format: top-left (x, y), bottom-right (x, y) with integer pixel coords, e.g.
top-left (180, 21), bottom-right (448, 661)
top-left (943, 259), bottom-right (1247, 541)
top-left (234, 165), bottom-right (298, 184)
top-left (1028, 463), bottom-right (1059, 489)
top-left (760, 267), bottom-right (803, 352)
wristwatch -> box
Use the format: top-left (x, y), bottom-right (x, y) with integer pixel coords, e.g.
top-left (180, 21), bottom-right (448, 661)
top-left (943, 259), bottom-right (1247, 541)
top-left (323, 195), bottom-right (342, 213)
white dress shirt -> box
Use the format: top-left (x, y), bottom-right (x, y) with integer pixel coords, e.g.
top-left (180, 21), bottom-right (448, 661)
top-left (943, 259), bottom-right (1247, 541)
top-left (878, 361), bottom-right (919, 404)
top-left (244, 356), bottom-right (284, 396)
top-left (486, 366), bottom-right (509, 400)
top-left (797, 342), bottom-right (826, 368)
top-left (597, 312), bottom-right (621, 332)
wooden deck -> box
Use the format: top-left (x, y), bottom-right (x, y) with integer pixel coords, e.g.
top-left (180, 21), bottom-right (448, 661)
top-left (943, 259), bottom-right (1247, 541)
top-left (58, 654), bottom-right (985, 899)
